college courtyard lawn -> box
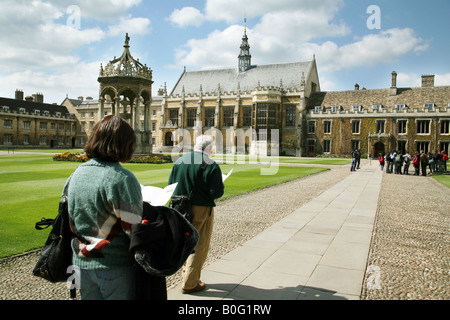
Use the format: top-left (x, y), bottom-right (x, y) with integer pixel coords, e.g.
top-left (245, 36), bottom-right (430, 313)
top-left (1, 151), bottom-right (346, 258)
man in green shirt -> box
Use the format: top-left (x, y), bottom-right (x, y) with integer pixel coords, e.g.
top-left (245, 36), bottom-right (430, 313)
top-left (169, 135), bottom-right (224, 293)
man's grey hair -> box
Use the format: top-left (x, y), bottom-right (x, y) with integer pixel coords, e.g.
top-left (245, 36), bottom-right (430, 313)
top-left (194, 135), bottom-right (214, 151)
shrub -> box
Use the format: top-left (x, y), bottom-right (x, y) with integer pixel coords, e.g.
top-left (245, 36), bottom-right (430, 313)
top-left (53, 152), bottom-right (172, 164)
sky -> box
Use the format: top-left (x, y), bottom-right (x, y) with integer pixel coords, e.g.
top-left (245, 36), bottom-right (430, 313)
top-left (0, 0), bottom-right (449, 105)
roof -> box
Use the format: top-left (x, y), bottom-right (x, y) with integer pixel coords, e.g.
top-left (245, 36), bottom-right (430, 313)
top-left (170, 61), bottom-right (313, 96)
top-left (307, 86), bottom-right (450, 110)
top-left (0, 97), bottom-right (71, 115)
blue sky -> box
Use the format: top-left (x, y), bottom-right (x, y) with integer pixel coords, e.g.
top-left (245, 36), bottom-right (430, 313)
top-left (0, 0), bottom-right (449, 104)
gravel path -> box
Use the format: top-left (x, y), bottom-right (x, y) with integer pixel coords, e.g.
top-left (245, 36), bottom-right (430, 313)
top-left (1, 161), bottom-right (448, 300)
top-left (360, 171), bottom-right (450, 300)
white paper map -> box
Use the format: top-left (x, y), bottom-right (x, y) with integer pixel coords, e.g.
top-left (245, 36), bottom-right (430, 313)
top-left (141, 182), bottom-right (178, 206)
top-left (222, 169), bottom-right (233, 182)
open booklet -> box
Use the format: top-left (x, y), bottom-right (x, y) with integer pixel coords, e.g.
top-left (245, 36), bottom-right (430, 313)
top-left (141, 183), bottom-right (178, 206)
top-left (141, 169), bottom-right (233, 206)
top-left (222, 168), bottom-right (233, 182)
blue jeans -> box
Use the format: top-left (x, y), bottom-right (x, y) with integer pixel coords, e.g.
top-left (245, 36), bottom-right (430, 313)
top-left (78, 267), bottom-right (135, 300)
top-left (350, 158), bottom-right (356, 171)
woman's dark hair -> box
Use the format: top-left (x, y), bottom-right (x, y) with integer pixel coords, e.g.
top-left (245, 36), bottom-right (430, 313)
top-left (85, 115), bottom-right (136, 163)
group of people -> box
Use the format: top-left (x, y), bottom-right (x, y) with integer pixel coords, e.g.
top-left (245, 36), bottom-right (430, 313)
top-left (378, 149), bottom-right (448, 176)
top-left (64, 115), bottom-right (223, 300)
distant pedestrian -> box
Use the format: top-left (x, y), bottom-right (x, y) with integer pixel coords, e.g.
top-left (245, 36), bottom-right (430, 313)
top-left (385, 151), bottom-right (391, 173)
top-left (442, 150), bottom-right (448, 172)
top-left (403, 151), bottom-right (411, 174)
top-left (379, 152), bottom-right (385, 171)
top-left (355, 149), bottom-right (361, 169)
top-left (427, 152), bottom-right (434, 174)
top-left (412, 151), bottom-right (420, 176)
top-left (420, 150), bottom-right (428, 176)
top-left (390, 150), bottom-right (396, 174)
top-left (350, 149), bottom-right (356, 171)
top-left (394, 151), bottom-right (402, 174)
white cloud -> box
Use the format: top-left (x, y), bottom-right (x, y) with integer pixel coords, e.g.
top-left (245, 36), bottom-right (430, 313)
top-left (49, 0), bottom-right (142, 20)
top-left (0, 61), bottom-right (101, 104)
top-left (397, 72), bottom-right (450, 88)
top-left (175, 25), bottom-right (242, 69)
top-left (436, 73), bottom-right (450, 86)
top-left (108, 16), bottom-right (151, 36)
top-left (203, 0), bottom-right (344, 24)
top-left (169, 7), bottom-right (205, 28)
top-left (298, 28), bottom-right (429, 72)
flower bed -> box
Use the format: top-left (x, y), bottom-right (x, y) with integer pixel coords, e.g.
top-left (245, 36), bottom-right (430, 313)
top-left (53, 152), bottom-right (172, 164)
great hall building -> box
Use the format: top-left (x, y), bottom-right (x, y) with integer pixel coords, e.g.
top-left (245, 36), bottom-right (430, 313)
top-left (1, 30), bottom-right (449, 157)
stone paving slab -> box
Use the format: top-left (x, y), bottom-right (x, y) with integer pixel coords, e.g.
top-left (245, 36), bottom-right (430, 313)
top-left (168, 163), bottom-right (382, 300)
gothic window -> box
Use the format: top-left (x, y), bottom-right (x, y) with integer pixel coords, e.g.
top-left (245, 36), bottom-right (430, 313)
top-left (398, 120), bottom-right (407, 134)
top-left (169, 109), bottom-right (178, 126)
top-left (323, 121), bottom-right (332, 134)
top-left (351, 140), bottom-right (360, 151)
top-left (285, 105), bottom-right (296, 127)
top-left (256, 103), bottom-right (277, 140)
top-left (416, 120), bottom-right (430, 134)
top-left (223, 108), bottom-right (234, 127)
top-left (186, 108), bottom-right (196, 127)
top-left (376, 120), bottom-right (385, 133)
top-left (205, 108), bottom-right (215, 127)
top-left (440, 120), bottom-right (449, 134)
top-left (416, 141), bottom-right (429, 153)
top-left (351, 120), bottom-right (360, 134)
top-left (323, 139), bottom-right (331, 153)
top-left (243, 107), bottom-right (251, 127)
top-left (307, 121), bottom-right (316, 134)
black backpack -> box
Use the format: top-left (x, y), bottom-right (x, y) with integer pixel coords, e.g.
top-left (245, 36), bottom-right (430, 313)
top-left (130, 202), bottom-right (199, 277)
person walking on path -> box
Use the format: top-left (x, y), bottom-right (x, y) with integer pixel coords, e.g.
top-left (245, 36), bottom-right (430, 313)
top-left (168, 135), bottom-right (224, 294)
top-left (350, 149), bottom-right (357, 171)
top-left (66, 115), bottom-right (144, 300)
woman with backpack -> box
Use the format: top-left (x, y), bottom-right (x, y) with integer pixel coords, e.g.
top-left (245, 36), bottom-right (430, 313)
top-left (412, 151), bottom-right (420, 176)
top-left (379, 152), bottom-right (385, 171)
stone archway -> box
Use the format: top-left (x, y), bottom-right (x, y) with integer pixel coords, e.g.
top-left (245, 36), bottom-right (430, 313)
top-left (374, 141), bottom-right (385, 157)
top-left (164, 131), bottom-right (173, 146)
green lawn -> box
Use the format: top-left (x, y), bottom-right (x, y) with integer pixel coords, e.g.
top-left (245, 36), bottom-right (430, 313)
top-left (432, 174), bottom-right (450, 188)
top-left (0, 153), bottom-right (331, 258)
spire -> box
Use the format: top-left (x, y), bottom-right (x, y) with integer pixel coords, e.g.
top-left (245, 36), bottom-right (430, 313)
top-left (238, 18), bottom-right (251, 73)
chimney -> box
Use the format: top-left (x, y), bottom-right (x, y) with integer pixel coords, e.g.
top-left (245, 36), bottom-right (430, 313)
top-left (391, 71), bottom-right (397, 88)
top-left (15, 89), bottom-right (24, 100)
top-left (33, 93), bottom-right (44, 103)
top-left (78, 96), bottom-right (84, 101)
top-left (390, 71), bottom-right (398, 96)
top-left (421, 74), bottom-right (435, 88)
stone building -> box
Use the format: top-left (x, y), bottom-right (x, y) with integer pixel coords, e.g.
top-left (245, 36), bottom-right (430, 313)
top-left (156, 26), bottom-right (320, 156)
top-left (307, 73), bottom-right (450, 157)
top-left (6, 28), bottom-right (448, 158)
top-left (0, 90), bottom-right (77, 149)
top-left (155, 26), bottom-right (450, 157)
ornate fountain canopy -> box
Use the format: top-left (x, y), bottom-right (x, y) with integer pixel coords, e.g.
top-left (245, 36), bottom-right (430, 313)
top-left (99, 33), bottom-right (152, 82)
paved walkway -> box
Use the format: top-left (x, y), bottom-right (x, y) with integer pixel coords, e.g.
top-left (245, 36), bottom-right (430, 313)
top-left (168, 161), bottom-right (382, 300)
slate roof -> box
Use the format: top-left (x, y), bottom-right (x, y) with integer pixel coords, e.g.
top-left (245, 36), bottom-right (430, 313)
top-left (0, 97), bottom-right (72, 116)
top-left (170, 61), bottom-right (313, 96)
